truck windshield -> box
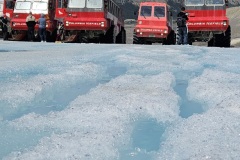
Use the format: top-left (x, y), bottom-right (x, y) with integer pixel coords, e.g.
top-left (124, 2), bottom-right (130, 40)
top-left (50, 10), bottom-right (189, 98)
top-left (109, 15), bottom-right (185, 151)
top-left (68, 0), bottom-right (102, 9)
top-left (68, 0), bottom-right (85, 8)
top-left (140, 6), bottom-right (152, 17)
top-left (154, 6), bottom-right (165, 17)
top-left (86, 0), bottom-right (102, 8)
top-left (32, 2), bottom-right (48, 11)
top-left (15, 1), bottom-right (31, 10)
top-left (205, 0), bottom-right (224, 5)
top-left (185, 0), bottom-right (204, 5)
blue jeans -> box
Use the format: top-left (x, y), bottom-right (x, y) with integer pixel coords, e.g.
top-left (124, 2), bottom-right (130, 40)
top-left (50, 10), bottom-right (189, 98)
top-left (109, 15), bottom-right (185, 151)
top-left (39, 28), bottom-right (46, 41)
top-left (178, 27), bottom-right (188, 45)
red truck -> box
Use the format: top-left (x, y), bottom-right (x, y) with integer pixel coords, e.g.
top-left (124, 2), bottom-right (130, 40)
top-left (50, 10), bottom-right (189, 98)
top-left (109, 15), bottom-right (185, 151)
top-left (133, 2), bottom-right (175, 45)
top-left (59, 0), bottom-right (126, 43)
top-left (1, 0), bottom-right (68, 41)
top-left (7, 0), bottom-right (66, 41)
top-left (182, 0), bottom-right (231, 47)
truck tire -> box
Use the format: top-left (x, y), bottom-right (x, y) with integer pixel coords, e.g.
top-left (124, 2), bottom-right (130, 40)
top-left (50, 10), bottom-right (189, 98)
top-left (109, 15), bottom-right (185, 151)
top-left (104, 25), bottom-right (115, 43)
top-left (208, 38), bottom-right (214, 47)
top-left (164, 30), bottom-right (175, 45)
top-left (99, 34), bottom-right (105, 43)
top-left (213, 25), bottom-right (231, 47)
top-left (133, 32), bottom-right (139, 44)
top-left (79, 35), bottom-right (88, 43)
top-left (176, 27), bottom-right (179, 45)
top-left (188, 33), bottom-right (193, 45)
top-left (51, 29), bottom-right (57, 42)
top-left (222, 25), bottom-right (231, 47)
top-left (116, 27), bottom-right (126, 44)
top-left (123, 29), bottom-right (126, 44)
top-left (46, 31), bottom-right (51, 42)
top-left (133, 32), bottom-right (144, 44)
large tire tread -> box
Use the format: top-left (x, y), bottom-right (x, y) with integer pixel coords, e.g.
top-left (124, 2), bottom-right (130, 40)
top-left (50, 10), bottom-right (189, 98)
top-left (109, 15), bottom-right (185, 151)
top-left (213, 25), bottom-right (231, 48)
top-left (104, 25), bottom-right (115, 44)
top-left (116, 27), bottom-right (126, 44)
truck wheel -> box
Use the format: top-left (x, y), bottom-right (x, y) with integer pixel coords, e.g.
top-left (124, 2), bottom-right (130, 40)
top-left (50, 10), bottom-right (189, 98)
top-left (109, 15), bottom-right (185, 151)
top-left (78, 35), bottom-right (88, 43)
top-left (104, 25), bottom-right (115, 43)
top-left (99, 34), bottom-right (105, 43)
top-left (213, 25), bottom-right (231, 47)
top-left (133, 32), bottom-right (145, 44)
top-left (208, 38), bottom-right (214, 47)
top-left (133, 32), bottom-right (139, 44)
top-left (222, 25), bottom-right (231, 47)
top-left (164, 30), bottom-right (175, 45)
top-left (175, 28), bottom-right (180, 45)
top-left (46, 31), bottom-right (51, 42)
top-left (123, 29), bottom-right (126, 44)
top-left (116, 27), bottom-right (126, 44)
top-left (51, 29), bottom-right (57, 42)
top-left (188, 33), bottom-right (193, 45)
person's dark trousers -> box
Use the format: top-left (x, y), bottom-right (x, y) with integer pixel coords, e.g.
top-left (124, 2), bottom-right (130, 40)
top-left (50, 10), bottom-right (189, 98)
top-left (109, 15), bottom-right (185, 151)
top-left (178, 26), bottom-right (188, 45)
top-left (39, 28), bottom-right (46, 42)
top-left (28, 27), bottom-right (35, 41)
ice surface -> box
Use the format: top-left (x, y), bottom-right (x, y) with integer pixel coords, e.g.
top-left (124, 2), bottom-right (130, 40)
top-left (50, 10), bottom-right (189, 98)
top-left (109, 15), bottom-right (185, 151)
top-left (0, 41), bottom-right (240, 160)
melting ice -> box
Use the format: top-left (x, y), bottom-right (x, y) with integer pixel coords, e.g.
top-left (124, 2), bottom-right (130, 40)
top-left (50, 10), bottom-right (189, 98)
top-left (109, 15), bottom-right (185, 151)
top-left (0, 41), bottom-right (240, 160)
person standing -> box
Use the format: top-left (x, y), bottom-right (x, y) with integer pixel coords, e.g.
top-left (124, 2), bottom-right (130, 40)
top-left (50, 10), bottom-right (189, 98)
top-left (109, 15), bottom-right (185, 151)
top-left (26, 12), bottom-right (36, 41)
top-left (177, 7), bottom-right (189, 45)
top-left (0, 14), bottom-right (9, 40)
top-left (38, 14), bottom-right (46, 42)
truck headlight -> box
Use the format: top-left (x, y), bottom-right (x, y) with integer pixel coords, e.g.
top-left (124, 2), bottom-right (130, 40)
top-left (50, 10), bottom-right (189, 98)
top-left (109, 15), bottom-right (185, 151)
top-left (66, 21), bottom-right (69, 26)
top-left (164, 30), bottom-right (168, 33)
top-left (136, 29), bottom-right (140, 32)
top-left (223, 20), bottom-right (227, 26)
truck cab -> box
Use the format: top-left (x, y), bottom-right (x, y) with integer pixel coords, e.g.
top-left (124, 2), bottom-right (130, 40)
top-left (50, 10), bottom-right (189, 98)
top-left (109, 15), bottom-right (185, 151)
top-left (133, 2), bottom-right (175, 45)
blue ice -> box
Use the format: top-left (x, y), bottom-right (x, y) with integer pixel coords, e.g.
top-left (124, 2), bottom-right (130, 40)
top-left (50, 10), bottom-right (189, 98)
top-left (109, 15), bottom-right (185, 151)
top-left (0, 41), bottom-right (240, 160)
